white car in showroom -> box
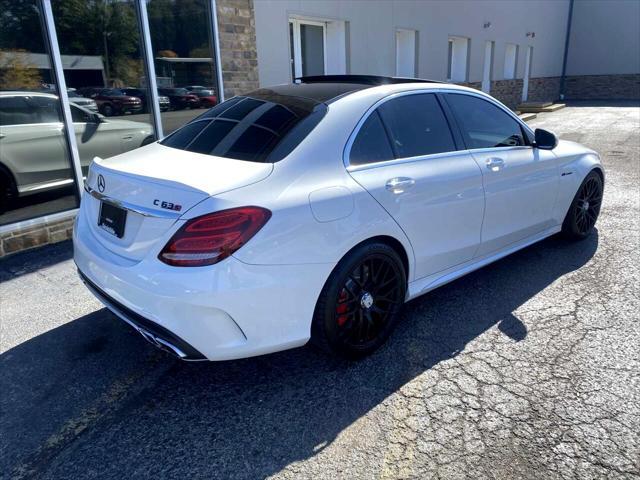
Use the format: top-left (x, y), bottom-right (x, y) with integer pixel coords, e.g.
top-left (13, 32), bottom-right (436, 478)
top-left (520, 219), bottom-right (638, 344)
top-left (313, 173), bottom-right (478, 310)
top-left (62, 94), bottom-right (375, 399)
top-left (0, 91), bottom-right (153, 211)
top-left (74, 76), bottom-right (603, 361)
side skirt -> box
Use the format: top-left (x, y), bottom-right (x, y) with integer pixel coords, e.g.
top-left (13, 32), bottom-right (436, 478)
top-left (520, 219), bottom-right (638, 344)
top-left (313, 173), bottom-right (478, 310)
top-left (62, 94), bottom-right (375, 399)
top-left (406, 225), bottom-right (562, 301)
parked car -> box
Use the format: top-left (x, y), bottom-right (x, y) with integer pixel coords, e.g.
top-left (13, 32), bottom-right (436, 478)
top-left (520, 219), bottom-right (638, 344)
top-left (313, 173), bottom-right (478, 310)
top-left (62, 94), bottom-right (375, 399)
top-left (37, 86), bottom-right (99, 113)
top-left (183, 85), bottom-right (208, 92)
top-left (121, 88), bottom-right (170, 113)
top-left (77, 86), bottom-right (104, 98)
top-left (67, 89), bottom-right (98, 113)
top-left (74, 75), bottom-right (604, 362)
top-left (83, 88), bottom-right (143, 116)
top-left (0, 91), bottom-right (153, 212)
top-left (192, 89), bottom-right (218, 108)
top-left (158, 88), bottom-right (200, 110)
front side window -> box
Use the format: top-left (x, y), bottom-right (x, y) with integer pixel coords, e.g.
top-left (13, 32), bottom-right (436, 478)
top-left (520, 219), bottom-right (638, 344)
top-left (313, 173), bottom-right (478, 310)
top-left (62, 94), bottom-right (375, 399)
top-left (445, 93), bottom-right (526, 149)
top-left (377, 93), bottom-right (456, 159)
top-left (161, 92), bottom-right (326, 163)
top-left (29, 96), bottom-right (62, 123)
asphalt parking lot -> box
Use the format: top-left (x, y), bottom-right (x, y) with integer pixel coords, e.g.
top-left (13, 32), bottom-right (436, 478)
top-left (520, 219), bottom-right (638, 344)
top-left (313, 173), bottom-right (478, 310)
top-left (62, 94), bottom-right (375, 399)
top-left (1, 101), bottom-right (639, 479)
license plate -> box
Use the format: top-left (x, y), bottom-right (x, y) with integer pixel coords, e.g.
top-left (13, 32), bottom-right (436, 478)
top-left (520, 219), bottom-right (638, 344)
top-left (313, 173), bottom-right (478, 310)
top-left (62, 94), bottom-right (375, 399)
top-left (98, 202), bottom-right (127, 238)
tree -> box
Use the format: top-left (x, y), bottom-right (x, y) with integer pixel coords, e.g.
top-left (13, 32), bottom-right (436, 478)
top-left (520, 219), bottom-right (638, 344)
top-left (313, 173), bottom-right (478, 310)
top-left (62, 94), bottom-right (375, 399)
top-left (0, 50), bottom-right (43, 89)
top-left (157, 50), bottom-right (178, 58)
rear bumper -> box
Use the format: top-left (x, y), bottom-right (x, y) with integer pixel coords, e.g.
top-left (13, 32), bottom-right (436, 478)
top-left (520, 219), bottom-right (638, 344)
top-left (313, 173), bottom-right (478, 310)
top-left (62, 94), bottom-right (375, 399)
top-left (73, 208), bottom-right (334, 361)
top-left (78, 269), bottom-right (206, 360)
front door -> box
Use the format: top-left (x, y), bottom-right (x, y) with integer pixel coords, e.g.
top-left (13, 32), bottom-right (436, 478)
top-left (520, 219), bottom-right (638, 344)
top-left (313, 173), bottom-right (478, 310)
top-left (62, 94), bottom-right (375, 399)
top-left (347, 92), bottom-right (485, 280)
top-left (444, 92), bottom-right (559, 257)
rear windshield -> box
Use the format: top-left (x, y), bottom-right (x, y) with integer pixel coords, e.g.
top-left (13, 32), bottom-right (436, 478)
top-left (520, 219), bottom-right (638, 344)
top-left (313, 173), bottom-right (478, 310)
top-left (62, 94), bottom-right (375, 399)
top-left (160, 90), bottom-right (327, 163)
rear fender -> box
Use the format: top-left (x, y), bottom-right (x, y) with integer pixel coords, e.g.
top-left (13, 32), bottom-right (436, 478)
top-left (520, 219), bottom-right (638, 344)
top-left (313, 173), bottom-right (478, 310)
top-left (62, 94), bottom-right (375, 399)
top-left (187, 174), bottom-right (417, 281)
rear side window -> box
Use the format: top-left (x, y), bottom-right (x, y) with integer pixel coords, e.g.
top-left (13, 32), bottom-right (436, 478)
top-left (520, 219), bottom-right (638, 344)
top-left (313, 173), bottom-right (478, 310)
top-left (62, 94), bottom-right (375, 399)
top-left (350, 111), bottom-right (394, 165)
top-left (0, 97), bottom-right (38, 125)
top-left (377, 93), bottom-right (456, 159)
top-left (445, 93), bottom-right (525, 149)
top-left (0, 96), bottom-right (61, 125)
top-left (160, 93), bottom-right (326, 163)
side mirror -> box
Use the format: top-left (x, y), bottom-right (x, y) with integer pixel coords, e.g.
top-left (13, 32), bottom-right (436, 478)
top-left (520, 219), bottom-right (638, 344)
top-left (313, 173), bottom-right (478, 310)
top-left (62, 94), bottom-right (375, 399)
top-left (534, 128), bottom-right (558, 150)
top-left (90, 113), bottom-right (104, 123)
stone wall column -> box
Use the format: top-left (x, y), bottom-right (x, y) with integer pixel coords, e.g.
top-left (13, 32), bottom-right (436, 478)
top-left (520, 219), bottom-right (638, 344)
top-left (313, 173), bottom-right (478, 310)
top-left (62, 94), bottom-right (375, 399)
top-left (216, 0), bottom-right (260, 98)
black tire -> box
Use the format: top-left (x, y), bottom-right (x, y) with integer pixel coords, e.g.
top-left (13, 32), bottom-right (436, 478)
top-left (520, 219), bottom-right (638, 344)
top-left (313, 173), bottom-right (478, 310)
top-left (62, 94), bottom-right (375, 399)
top-left (311, 242), bottom-right (407, 359)
top-left (562, 170), bottom-right (603, 240)
top-left (101, 104), bottom-right (114, 116)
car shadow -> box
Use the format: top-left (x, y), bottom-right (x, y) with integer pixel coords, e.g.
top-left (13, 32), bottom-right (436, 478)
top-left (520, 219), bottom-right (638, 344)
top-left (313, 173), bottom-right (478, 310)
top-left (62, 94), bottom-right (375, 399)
top-left (1, 232), bottom-right (598, 478)
top-left (0, 239), bottom-right (74, 282)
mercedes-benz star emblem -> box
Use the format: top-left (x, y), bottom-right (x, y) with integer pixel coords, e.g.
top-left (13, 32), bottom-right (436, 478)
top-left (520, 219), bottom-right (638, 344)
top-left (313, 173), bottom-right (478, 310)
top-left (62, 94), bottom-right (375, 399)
top-left (97, 174), bottom-right (106, 193)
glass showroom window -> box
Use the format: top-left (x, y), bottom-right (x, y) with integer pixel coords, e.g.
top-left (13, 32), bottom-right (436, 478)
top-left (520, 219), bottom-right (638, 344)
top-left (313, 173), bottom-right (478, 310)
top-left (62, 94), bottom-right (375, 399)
top-left (147, 0), bottom-right (222, 135)
top-left (51, 0), bottom-right (155, 172)
top-left (0, 0), bottom-right (79, 225)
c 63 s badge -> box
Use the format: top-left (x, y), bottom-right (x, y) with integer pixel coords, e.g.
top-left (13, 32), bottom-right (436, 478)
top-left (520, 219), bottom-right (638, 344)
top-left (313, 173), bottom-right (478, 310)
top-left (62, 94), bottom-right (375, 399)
top-left (153, 199), bottom-right (182, 212)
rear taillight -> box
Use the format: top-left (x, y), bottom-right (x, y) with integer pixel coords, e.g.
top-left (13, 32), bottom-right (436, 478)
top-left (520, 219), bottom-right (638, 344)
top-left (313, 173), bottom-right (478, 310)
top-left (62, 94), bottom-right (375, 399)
top-left (159, 206), bottom-right (271, 267)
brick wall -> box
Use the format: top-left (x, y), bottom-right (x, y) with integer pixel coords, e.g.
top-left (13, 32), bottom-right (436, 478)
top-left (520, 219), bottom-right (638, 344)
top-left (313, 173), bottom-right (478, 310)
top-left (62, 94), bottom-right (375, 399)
top-left (564, 74), bottom-right (640, 100)
top-left (491, 79), bottom-right (524, 109)
top-left (527, 77), bottom-right (561, 103)
top-left (217, 0), bottom-right (260, 98)
top-left (456, 77), bottom-right (562, 109)
top-left (0, 217), bottom-right (74, 257)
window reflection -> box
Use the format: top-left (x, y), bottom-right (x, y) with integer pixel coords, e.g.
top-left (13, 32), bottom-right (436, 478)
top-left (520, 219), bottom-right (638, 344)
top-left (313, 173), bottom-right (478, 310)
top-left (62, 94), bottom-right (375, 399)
top-left (52, 0), bottom-right (155, 177)
top-left (0, 0), bottom-right (78, 225)
top-left (147, 0), bottom-right (221, 135)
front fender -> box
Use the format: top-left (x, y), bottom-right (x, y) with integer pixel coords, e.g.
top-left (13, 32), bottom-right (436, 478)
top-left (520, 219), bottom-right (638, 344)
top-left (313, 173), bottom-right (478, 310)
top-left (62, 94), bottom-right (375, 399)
top-left (552, 140), bottom-right (604, 224)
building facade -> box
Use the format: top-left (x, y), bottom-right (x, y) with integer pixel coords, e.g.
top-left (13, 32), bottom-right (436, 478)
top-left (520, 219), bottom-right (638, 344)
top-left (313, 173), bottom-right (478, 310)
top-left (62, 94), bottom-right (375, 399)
top-left (254, 0), bottom-right (640, 107)
top-left (0, 0), bottom-right (638, 257)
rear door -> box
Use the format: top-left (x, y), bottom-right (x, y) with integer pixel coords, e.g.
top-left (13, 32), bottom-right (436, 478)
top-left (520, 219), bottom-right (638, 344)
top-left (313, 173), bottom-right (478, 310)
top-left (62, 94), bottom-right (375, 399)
top-left (347, 92), bottom-right (485, 280)
top-left (443, 92), bottom-right (559, 256)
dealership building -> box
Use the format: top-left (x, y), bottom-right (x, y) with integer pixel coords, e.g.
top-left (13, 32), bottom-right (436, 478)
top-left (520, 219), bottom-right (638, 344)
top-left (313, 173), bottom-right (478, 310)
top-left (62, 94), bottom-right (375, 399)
top-left (0, 0), bottom-right (638, 257)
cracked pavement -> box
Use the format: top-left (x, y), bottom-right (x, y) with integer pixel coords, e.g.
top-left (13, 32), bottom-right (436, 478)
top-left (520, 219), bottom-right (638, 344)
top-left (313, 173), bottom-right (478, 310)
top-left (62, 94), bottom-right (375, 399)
top-left (1, 101), bottom-right (639, 479)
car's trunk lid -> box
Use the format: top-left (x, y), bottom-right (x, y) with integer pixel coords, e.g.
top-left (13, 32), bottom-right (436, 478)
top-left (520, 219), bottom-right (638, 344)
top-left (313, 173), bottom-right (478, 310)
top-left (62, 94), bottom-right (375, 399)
top-left (83, 143), bottom-right (273, 261)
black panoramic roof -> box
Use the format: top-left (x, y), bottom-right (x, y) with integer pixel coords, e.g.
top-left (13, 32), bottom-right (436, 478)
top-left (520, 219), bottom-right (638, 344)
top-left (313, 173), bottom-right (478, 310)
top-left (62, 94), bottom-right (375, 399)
top-left (246, 75), bottom-right (446, 105)
top-left (296, 75), bottom-right (445, 86)
top-left (248, 83), bottom-right (368, 104)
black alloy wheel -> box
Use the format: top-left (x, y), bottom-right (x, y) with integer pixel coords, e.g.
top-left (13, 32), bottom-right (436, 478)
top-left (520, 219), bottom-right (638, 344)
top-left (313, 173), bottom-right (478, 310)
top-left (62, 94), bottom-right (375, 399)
top-left (562, 170), bottom-right (603, 240)
top-left (312, 242), bottom-right (406, 359)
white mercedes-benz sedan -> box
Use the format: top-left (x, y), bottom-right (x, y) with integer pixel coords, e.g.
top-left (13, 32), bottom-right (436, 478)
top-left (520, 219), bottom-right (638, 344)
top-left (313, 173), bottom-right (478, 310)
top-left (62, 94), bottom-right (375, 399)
top-left (74, 75), bottom-right (604, 361)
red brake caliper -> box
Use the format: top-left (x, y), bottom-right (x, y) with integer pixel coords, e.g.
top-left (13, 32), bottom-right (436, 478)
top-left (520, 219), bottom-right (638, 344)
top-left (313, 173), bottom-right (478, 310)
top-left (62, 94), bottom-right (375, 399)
top-left (336, 289), bottom-right (349, 326)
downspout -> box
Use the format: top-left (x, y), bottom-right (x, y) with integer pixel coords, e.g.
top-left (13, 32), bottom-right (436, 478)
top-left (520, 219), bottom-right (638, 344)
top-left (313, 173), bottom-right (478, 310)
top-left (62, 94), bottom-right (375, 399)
top-left (559, 0), bottom-right (575, 100)
top-left (209, 0), bottom-right (225, 102)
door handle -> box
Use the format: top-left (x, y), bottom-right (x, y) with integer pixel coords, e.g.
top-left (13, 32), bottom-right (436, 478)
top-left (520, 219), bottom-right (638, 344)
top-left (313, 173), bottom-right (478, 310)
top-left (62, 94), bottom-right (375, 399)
top-left (385, 177), bottom-right (415, 194)
top-left (121, 134), bottom-right (134, 140)
top-left (486, 157), bottom-right (504, 171)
